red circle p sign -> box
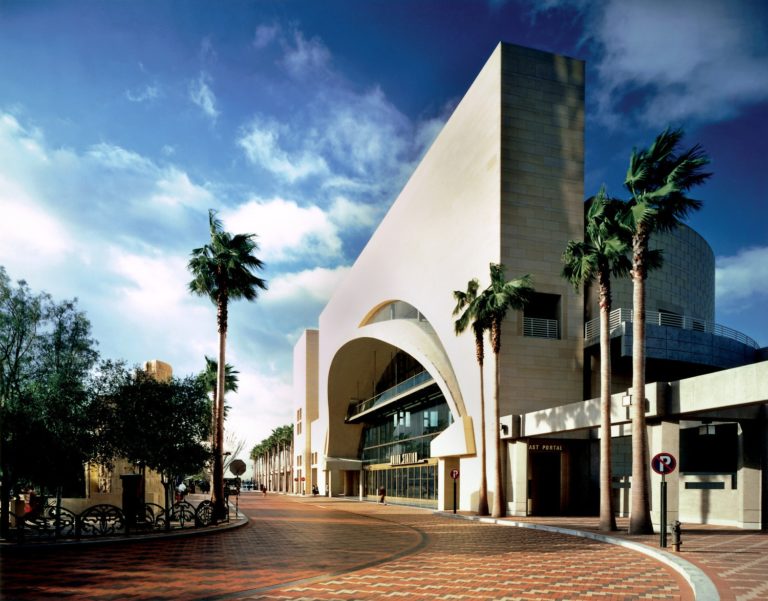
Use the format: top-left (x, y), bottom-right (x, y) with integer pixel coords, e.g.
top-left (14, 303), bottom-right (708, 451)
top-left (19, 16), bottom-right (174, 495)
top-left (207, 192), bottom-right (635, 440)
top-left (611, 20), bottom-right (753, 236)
top-left (450, 469), bottom-right (460, 480)
top-left (651, 452), bottom-right (677, 475)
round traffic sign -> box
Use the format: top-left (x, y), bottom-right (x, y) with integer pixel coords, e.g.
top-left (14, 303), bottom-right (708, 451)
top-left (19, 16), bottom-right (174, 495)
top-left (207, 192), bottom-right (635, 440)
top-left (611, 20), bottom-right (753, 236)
top-left (450, 469), bottom-right (460, 480)
top-left (229, 459), bottom-right (247, 476)
top-left (651, 452), bottom-right (677, 475)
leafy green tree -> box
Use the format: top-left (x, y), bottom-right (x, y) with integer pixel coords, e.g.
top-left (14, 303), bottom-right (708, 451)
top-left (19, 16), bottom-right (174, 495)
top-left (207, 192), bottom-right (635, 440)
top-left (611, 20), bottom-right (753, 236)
top-left (188, 209), bottom-right (267, 519)
top-left (621, 128), bottom-right (711, 534)
top-left (25, 299), bottom-right (99, 506)
top-left (476, 264), bottom-right (534, 519)
top-left (0, 269), bottom-right (44, 535)
top-left (110, 370), bottom-right (212, 512)
top-left (453, 278), bottom-right (490, 516)
top-left (562, 188), bottom-right (632, 531)
top-left (0, 271), bottom-right (103, 535)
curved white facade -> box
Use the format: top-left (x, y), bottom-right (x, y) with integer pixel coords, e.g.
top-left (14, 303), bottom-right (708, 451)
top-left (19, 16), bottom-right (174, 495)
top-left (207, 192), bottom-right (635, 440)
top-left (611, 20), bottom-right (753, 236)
top-left (301, 42), bottom-right (586, 512)
top-left (290, 42), bottom-right (767, 527)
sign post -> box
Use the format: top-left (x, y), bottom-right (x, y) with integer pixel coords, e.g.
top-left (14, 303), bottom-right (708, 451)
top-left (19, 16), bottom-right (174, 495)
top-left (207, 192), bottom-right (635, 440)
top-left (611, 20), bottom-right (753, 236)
top-left (229, 460), bottom-right (246, 518)
top-left (651, 452), bottom-right (677, 548)
top-left (450, 469), bottom-right (460, 514)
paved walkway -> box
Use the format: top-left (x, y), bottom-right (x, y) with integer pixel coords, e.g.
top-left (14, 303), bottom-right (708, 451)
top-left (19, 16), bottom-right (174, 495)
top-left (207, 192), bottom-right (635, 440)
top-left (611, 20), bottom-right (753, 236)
top-left (1, 493), bottom-right (764, 600)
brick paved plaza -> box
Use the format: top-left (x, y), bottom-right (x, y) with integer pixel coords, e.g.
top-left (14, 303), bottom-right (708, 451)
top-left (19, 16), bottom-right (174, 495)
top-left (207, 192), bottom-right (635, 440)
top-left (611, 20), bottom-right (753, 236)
top-left (2, 492), bottom-right (766, 600)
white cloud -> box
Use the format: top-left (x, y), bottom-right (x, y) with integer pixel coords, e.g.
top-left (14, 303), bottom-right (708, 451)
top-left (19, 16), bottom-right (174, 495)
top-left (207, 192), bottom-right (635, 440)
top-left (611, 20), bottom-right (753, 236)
top-left (319, 86), bottom-right (411, 178)
top-left (253, 24), bottom-right (279, 49)
top-left (88, 142), bottom-right (154, 172)
top-left (111, 249), bottom-right (192, 316)
top-left (189, 71), bottom-right (220, 121)
top-left (716, 246), bottom-right (768, 310)
top-left (0, 173), bottom-right (75, 266)
top-left (595, 1), bottom-right (768, 126)
top-left (222, 197), bottom-right (340, 263)
top-left (281, 30), bottom-right (332, 76)
top-left (237, 25), bottom-right (443, 196)
top-left (265, 266), bottom-right (351, 304)
top-left (0, 113), bottom-right (48, 164)
top-left (328, 196), bottom-right (379, 230)
top-left (527, 0), bottom-right (768, 127)
top-left (125, 84), bottom-right (160, 103)
top-left (223, 367), bottom-right (294, 463)
top-left (150, 169), bottom-right (214, 210)
top-left (237, 118), bottom-right (328, 182)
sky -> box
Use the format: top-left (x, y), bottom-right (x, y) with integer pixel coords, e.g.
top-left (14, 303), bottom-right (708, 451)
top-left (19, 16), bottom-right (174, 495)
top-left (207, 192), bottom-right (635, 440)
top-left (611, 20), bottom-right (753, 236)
top-left (1, 0), bottom-right (766, 472)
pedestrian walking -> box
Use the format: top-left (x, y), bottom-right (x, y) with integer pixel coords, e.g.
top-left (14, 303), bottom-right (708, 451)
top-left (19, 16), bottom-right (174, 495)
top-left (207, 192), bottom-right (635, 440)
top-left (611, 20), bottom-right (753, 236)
top-left (378, 486), bottom-right (386, 504)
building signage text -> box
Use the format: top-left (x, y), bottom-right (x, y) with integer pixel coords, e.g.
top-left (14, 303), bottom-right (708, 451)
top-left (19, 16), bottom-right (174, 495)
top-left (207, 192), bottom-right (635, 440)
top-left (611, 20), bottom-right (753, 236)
top-left (528, 443), bottom-right (563, 452)
top-left (390, 452), bottom-right (419, 466)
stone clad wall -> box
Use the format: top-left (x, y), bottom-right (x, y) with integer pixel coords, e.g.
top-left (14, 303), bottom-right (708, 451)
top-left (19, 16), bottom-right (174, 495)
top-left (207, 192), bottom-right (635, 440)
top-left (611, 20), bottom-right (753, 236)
top-left (499, 43), bottom-right (586, 416)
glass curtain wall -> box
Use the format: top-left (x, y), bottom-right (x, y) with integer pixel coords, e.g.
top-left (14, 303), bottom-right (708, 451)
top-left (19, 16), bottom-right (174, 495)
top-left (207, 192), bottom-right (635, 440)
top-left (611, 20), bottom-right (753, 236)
top-left (360, 383), bottom-right (451, 508)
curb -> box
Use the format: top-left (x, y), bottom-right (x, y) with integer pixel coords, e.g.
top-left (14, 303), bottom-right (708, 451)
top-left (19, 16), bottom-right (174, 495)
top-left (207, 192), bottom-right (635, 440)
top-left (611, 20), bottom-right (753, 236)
top-left (437, 512), bottom-right (719, 601)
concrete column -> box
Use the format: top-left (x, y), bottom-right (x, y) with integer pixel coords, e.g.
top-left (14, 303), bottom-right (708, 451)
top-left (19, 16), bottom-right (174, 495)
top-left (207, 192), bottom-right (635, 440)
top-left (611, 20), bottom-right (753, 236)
top-left (648, 420), bottom-right (680, 530)
top-left (509, 440), bottom-right (528, 517)
top-left (438, 458), bottom-right (459, 512)
top-left (740, 421), bottom-right (762, 529)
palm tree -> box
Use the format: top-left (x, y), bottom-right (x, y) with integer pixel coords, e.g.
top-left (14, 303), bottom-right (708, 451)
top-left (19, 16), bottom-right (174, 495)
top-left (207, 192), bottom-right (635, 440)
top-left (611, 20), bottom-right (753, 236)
top-left (188, 209), bottom-right (267, 520)
top-left (622, 128), bottom-right (711, 534)
top-left (201, 356), bottom-right (239, 458)
top-left (476, 263), bottom-right (534, 518)
top-left (279, 424), bottom-right (294, 493)
top-left (562, 188), bottom-right (631, 531)
top-left (453, 278), bottom-right (490, 516)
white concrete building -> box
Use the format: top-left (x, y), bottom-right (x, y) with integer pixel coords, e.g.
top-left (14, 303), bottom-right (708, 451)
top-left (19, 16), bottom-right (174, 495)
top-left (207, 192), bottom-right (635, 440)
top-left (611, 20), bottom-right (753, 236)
top-left (292, 42), bottom-right (768, 529)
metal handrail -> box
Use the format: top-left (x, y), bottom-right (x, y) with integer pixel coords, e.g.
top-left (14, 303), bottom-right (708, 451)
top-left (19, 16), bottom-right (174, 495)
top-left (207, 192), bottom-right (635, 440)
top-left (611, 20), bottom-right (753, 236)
top-left (348, 371), bottom-right (434, 419)
top-left (584, 308), bottom-right (760, 349)
top-left (523, 317), bottom-right (559, 339)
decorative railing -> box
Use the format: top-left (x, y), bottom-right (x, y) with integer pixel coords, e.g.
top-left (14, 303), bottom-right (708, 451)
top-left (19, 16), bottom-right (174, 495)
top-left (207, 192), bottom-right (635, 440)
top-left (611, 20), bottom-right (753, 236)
top-left (523, 317), bottom-right (559, 339)
top-left (584, 308), bottom-right (759, 349)
top-left (347, 371), bottom-right (434, 420)
top-left (6, 499), bottom-right (223, 544)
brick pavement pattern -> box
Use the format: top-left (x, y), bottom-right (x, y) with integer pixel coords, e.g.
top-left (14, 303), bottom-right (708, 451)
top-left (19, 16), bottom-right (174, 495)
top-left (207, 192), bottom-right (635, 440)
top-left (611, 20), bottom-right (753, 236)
top-left (504, 516), bottom-right (768, 601)
top-left (1, 494), bottom-right (695, 601)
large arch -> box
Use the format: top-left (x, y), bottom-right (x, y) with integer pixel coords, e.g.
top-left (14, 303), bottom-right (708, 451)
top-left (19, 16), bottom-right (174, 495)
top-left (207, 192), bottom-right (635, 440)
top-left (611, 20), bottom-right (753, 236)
top-left (325, 306), bottom-right (467, 460)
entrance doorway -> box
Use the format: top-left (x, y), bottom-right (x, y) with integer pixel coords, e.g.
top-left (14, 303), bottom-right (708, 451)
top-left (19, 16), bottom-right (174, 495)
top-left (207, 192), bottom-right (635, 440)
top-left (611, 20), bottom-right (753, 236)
top-left (529, 452), bottom-right (562, 515)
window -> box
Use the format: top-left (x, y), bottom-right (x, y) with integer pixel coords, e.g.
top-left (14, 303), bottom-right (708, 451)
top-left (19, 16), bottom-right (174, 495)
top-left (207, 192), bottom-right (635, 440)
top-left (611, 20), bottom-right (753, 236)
top-left (524, 293), bottom-right (560, 339)
top-left (680, 423), bottom-right (738, 473)
top-left (423, 409), bottom-right (438, 430)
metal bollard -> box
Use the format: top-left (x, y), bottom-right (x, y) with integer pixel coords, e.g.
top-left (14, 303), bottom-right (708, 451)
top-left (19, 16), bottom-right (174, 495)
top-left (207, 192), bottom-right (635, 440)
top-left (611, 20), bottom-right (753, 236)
top-left (671, 520), bottom-right (682, 552)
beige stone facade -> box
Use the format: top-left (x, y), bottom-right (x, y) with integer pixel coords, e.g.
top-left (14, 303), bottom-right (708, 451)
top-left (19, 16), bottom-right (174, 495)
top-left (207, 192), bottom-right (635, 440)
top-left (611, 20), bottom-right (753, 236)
top-left (292, 42), bottom-right (767, 529)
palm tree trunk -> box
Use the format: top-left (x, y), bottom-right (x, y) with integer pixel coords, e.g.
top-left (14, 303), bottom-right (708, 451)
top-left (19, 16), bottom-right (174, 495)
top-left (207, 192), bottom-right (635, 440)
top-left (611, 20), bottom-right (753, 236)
top-left (630, 265), bottom-right (653, 534)
top-left (599, 285), bottom-right (617, 531)
top-left (491, 320), bottom-right (506, 518)
top-left (212, 296), bottom-right (228, 520)
top-left (477, 341), bottom-right (489, 516)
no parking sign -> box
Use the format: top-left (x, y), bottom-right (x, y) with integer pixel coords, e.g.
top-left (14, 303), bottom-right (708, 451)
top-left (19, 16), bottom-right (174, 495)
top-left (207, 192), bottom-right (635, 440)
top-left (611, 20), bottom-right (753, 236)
top-left (651, 452), bottom-right (677, 475)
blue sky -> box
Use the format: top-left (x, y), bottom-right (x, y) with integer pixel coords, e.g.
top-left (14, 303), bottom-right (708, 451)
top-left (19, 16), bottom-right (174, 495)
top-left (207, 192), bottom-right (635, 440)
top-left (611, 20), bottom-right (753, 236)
top-left (1, 0), bottom-right (766, 462)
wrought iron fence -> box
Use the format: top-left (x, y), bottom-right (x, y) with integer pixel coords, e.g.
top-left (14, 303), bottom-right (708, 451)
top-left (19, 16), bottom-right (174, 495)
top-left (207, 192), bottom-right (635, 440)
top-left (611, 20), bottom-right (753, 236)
top-left (6, 499), bottom-right (223, 544)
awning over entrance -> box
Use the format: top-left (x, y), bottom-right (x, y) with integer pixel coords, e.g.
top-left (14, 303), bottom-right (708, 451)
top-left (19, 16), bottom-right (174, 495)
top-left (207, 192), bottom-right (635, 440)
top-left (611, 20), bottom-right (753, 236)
top-left (324, 457), bottom-right (363, 470)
